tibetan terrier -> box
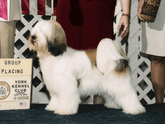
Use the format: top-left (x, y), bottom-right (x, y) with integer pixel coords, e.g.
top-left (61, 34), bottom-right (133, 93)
top-left (29, 20), bottom-right (146, 115)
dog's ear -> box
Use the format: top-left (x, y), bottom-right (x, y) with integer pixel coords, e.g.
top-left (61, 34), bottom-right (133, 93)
top-left (47, 41), bottom-right (67, 56)
top-left (48, 21), bottom-right (67, 56)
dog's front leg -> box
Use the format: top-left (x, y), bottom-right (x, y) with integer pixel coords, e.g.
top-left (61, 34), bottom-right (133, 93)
top-left (55, 90), bottom-right (81, 115)
top-left (45, 94), bottom-right (58, 111)
top-left (54, 78), bottom-right (81, 115)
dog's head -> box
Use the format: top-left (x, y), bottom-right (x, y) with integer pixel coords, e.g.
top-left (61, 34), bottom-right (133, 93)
top-left (28, 20), bottom-right (67, 58)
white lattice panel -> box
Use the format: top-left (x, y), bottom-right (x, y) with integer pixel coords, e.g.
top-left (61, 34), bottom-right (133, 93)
top-left (14, 0), bottom-right (162, 105)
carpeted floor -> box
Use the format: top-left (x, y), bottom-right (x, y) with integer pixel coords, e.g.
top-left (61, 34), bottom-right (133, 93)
top-left (0, 104), bottom-right (165, 124)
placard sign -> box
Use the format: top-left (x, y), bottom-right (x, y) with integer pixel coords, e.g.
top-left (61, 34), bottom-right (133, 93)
top-left (0, 59), bottom-right (32, 110)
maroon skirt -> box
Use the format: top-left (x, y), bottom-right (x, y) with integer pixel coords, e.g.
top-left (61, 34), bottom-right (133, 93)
top-left (56, 0), bottom-right (116, 50)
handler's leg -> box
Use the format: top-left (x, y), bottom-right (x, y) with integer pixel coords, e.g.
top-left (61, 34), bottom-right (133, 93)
top-left (151, 56), bottom-right (165, 103)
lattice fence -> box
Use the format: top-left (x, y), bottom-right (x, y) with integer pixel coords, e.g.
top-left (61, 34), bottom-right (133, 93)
top-left (14, 0), bottom-right (161, 105)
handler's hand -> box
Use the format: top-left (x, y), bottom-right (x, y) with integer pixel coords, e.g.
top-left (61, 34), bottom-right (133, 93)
top-left (138, 0), bottom-right (145, 21)
top-left (117, 15), bottom-right (130, 40)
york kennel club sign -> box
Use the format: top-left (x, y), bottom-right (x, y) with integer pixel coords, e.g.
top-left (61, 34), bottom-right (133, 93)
top-left (0, 59), bottom-right (32, 110)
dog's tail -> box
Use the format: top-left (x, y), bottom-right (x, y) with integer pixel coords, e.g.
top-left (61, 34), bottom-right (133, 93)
top-left (96, 38), bottom-right (130, 74)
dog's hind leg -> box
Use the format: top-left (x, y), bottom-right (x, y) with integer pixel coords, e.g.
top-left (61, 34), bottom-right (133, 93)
top-left (114, 81), bottom-right (146, 115)
top-left (115, 90), bottom-right (146, 115)
top-left (104, 94), bottom-right (121, 109)
top-left (102, 73), bottom-right (146, 115)
top-left (105, 85), bottom-right (146, 114)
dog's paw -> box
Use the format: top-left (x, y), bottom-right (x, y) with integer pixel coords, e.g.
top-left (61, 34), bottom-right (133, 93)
top-left (55, 107), bottom-right (78, 115)
top-left (45, 104), bottom-right (56, 111)
top-left (123, 106), bottom-right (146, 115)
top-left (105, 102), bottom-right (121, 109)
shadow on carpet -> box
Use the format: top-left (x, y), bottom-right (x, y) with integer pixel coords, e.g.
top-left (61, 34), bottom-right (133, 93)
top-left (0, 103), bottom-right (165, 124)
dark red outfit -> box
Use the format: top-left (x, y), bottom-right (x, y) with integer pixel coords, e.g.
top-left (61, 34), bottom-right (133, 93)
top-left (56, 0), bottom-right (116, 50)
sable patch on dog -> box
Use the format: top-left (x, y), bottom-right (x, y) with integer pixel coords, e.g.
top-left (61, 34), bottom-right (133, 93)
top-left (85, 49), bottom-right (97, 67)
top-left (115, 59), bottom-right (131, 75)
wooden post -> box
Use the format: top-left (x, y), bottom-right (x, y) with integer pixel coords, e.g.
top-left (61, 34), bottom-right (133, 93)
top-left (50, 0), bottom-right (54, 20)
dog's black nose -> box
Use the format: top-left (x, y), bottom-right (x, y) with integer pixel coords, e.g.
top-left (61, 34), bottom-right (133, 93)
top-left (31, 35), bottom-right (36, 40)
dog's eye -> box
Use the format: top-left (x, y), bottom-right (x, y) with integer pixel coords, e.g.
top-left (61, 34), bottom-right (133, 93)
top-left (31, 35), bottom-right (36, 40)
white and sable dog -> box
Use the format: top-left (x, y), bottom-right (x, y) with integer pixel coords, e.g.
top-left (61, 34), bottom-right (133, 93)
top-left (29, 20), bottom-right (146, 115)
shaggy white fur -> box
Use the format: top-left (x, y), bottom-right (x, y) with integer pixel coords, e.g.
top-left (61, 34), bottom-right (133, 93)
top-left (29, 20), bottom-right (146, 115)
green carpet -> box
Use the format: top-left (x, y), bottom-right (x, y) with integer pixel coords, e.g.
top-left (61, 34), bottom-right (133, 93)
top-left (0, 104), bottom-right (165, 124)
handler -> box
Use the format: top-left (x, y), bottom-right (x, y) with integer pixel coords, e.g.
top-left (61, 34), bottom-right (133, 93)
top-left (138, 0), bottom-right (165, 103)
